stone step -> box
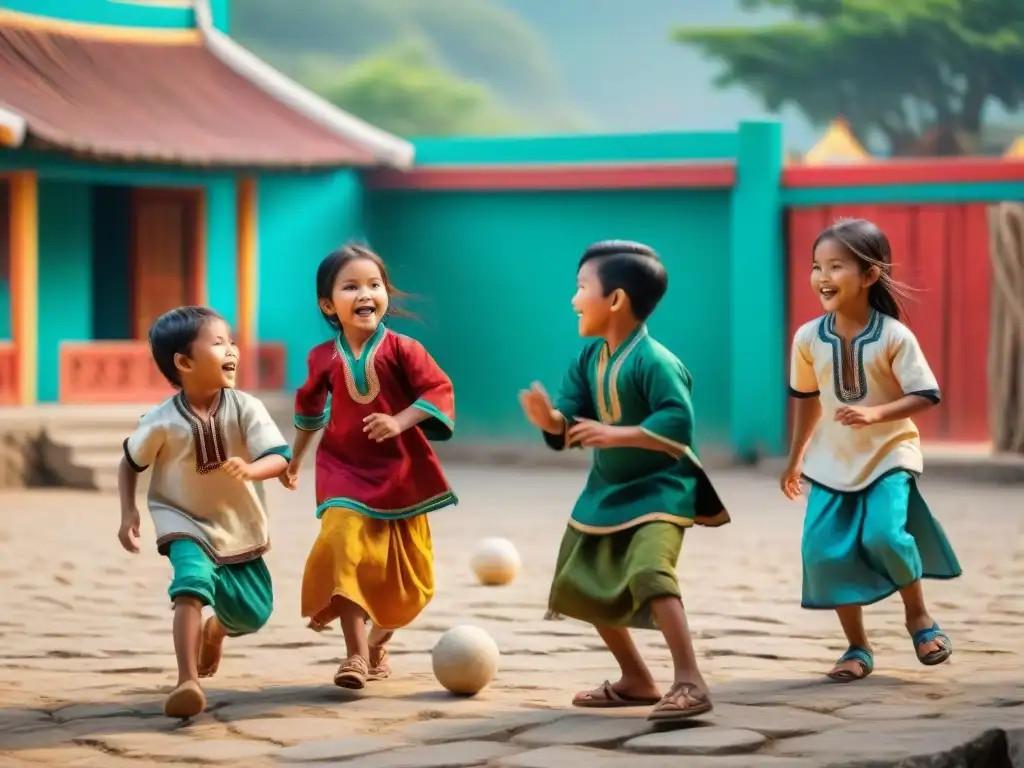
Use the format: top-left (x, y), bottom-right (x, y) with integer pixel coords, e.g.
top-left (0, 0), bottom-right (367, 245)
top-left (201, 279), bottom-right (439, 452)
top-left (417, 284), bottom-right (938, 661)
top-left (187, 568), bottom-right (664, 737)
top-left (39, 423), bottom-right (140, 492)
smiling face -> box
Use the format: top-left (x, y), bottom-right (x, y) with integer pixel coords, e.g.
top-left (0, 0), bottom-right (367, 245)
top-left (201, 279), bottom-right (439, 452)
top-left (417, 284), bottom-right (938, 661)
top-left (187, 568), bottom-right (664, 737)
top-left (811, 237), bottom-right (878, 314)
top-left (319, 256), bottom-right (389, 335)
top-left (175, 317), bottom-right (238, 390)
top-left (572, 259), bottom-right (616, 337)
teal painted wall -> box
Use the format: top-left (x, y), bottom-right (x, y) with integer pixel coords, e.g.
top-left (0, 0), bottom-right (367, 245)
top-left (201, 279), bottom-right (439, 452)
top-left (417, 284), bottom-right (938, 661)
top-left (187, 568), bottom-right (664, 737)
top-left (782, 181), bottom-right (1024, 206)
top-left (91, 186), bottom-right (132, 340)
top-left (0, 149), bottom-right (234, 187)
top-left (2, 0), bottom-right (195, 29)
top-left (206, 179), bottom-right (239, 327)
top-left (209, 0), bottom-right (230, 32)
top-left (729, 120), bottom-right (785, 458)
top-left (365, 188), bottom-right (734, 446)
top-left (412, 131), bottom-right (736, 165)
top-left (37, 181), bottom-right (93, 403)
top-left (256, 171), bottom-right (364, 388)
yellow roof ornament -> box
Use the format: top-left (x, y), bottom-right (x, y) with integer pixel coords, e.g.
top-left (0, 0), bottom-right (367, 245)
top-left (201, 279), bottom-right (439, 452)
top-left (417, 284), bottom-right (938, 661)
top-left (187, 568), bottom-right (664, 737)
top-left (804, 118), bottom-right (870, 164)
top-left (1003, 136), bottom-right (1024, 158)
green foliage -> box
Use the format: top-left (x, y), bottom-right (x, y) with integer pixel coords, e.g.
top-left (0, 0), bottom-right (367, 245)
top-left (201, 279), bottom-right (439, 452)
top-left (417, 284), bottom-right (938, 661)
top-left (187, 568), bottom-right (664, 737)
top-left (231, 0), bottom-right (565, 114)
top-left (310, 44), bottom-right (524, 137)
top-left (674, 0), bottom-right (1024, 154)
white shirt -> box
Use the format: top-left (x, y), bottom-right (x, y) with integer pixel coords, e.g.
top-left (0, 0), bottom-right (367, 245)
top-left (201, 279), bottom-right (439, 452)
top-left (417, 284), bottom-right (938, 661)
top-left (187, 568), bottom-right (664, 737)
top-left (789, 311), bottom-right (940, 492)
top-left (124, 389), bottom-right (289, 564)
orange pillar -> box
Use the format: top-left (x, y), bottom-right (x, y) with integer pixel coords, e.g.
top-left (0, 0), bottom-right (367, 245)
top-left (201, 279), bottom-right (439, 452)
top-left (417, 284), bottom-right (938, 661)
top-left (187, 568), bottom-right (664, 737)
top-left (236, 177), bottom-right (258, 385)
top-left (9, 172), bottom-right (37, 406)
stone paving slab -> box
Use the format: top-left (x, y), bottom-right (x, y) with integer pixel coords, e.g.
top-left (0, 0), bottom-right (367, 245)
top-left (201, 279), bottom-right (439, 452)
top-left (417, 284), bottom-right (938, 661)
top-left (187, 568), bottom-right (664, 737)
top-left (1, 467), bottom-right (1022, 767)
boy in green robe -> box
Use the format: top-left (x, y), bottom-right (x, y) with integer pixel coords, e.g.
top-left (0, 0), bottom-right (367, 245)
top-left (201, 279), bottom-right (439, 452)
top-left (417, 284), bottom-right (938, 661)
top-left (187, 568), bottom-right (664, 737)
top-left (520, 240), bottom-right (730, 722)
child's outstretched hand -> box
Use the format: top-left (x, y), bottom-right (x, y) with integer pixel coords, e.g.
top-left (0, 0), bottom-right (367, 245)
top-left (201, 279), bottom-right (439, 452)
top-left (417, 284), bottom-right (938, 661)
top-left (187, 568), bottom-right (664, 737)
top-left (118, 507), bottom-right (142, 554)
top-left (279, 462), bottom-right (300, 490)
top-left (780, 462), bottom-right (803, 500)
top-left (519, 382), bottom-right (561, 434)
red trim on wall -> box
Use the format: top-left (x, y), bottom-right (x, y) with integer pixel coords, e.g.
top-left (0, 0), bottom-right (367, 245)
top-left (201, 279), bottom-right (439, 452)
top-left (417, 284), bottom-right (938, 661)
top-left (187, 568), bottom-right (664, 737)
top-left (783, 158), bottom-right (1024, 188)
top-left (366, 162), bottom-right (736, 191)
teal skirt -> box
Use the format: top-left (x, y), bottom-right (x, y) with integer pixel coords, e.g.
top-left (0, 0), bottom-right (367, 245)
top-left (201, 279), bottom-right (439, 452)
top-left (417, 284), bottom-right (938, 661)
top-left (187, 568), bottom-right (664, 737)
top-left (801, 470), bottom-right (962, 609)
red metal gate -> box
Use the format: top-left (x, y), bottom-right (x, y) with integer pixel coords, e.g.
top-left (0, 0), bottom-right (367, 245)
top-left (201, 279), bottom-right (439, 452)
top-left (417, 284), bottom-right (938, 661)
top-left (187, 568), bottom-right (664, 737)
top-left (786, 204), bottom-right (990, 442)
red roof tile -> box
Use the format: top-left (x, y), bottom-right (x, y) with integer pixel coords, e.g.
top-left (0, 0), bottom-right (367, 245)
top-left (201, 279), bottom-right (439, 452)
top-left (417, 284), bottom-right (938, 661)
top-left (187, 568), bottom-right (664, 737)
top-left (0, 25), bottom-right (378, 168)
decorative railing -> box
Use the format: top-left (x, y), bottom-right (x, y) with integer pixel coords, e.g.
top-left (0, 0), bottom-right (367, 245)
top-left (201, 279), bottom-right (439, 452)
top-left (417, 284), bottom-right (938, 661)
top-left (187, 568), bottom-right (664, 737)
top-left (0, 343), bottom-right (18, 405)
top-left (59, 342), bottom-right (287, 404)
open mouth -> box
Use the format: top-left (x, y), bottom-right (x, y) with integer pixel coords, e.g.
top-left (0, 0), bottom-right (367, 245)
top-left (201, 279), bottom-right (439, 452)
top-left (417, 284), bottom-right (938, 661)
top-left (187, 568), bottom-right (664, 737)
top-left (819, 287), bottom-right (838, 300)
top-left (222, 362), bottom-right (237, 373)
top-left (355, 306), bottom-right (376, 318)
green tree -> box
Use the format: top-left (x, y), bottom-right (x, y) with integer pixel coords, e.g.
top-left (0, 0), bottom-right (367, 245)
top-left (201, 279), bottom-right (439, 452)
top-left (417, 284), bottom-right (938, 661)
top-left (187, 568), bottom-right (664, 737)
top-left (673, 0), bottom-right (1024, 155)
top-left (231, 0), bottom-right (566, 114)
top-left (310, 45), bottom-right (523, 137)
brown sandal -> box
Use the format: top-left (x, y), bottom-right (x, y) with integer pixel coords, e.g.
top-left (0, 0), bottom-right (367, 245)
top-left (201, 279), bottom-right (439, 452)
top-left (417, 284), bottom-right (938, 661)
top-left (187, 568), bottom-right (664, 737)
top-left (647, 681), bottom-right (713, 721)
top-left (367, 625), bottom-right (394, 681)
top-left (368, 645), bottom-right (391, 681)
top-left (334, 655), bottom-right (369, 689)
top-left (572, 680), bottom-right (661, 708)
top-left (197, 618), bottom-right (224, 679)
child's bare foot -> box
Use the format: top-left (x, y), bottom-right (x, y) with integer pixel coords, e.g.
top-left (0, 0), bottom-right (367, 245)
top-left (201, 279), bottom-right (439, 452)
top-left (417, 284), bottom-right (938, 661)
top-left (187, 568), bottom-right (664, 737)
top-left (163, 679), bottom-right (206, 719)
top-left (572, 677), bottom-right (661, 708)
top-left (197, 618), bottom-right (225, 678)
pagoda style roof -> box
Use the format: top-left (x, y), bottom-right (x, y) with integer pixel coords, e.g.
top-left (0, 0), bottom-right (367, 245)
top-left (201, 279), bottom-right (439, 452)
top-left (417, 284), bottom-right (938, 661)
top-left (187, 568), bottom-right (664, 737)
top-left (0, 4), bottom-right (413, 169)
top-left (804, 118), bottom-right (870, 165)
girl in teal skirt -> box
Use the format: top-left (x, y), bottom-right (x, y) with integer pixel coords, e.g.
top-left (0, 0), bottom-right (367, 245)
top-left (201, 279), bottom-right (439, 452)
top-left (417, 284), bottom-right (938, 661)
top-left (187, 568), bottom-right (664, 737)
top-left (781, 218), bottom-right (962, 683)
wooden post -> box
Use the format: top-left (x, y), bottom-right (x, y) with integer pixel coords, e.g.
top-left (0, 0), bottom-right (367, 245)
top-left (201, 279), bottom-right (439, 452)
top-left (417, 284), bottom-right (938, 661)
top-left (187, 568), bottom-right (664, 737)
top-left (236, 176), bottom-right (258, 386)
top-left (9, 172), bottom-right (37, 406)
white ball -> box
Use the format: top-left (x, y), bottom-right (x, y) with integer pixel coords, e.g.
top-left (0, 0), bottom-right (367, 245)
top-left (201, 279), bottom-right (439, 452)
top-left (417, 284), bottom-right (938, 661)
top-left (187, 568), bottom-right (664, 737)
top-left (431, 625), bottom-right (500, 696)
top-left (471, 537), bottom-right (520, 586)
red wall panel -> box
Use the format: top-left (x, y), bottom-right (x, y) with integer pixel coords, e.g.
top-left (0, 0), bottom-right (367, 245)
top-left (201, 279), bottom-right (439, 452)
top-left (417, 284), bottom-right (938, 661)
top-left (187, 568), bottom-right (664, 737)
top-left (785, 204), bottom-right (991, 442)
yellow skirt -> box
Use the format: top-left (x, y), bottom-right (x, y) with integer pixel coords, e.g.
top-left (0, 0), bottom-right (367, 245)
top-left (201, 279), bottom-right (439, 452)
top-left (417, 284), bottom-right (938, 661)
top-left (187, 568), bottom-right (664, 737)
top-left (301, 506), bottom-right (434, 630)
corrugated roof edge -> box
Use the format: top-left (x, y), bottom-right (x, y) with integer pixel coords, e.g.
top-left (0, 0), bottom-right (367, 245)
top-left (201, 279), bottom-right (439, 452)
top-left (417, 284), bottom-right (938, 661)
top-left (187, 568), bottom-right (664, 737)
top-left (193, 0), bottom-right (415, 170)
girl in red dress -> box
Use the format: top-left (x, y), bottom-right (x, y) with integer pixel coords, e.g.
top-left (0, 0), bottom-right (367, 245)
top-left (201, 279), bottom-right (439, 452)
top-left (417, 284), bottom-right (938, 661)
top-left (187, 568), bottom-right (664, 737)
top-left (281, 243), bottom-right (457, 689)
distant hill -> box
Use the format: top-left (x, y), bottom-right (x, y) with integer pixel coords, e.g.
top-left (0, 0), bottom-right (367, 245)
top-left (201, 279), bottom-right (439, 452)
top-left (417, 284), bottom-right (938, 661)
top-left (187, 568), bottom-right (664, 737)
top-left (234, 0), bottom-right (1021, 152)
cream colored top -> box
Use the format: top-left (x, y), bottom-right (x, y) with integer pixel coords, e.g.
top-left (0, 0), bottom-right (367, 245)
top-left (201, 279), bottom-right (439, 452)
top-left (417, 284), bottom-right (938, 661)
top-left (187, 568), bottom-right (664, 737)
top-left (123, 389), bottom-right (289, 564)
top-left (789, 311), bottom-right (940, 492)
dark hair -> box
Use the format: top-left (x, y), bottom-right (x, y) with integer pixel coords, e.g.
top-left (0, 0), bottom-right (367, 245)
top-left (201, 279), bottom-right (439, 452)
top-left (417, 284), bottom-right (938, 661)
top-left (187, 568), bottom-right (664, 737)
top-left (812, 218), bottom-right (911, 321)
top-left (315, 242), bottom-right (412, 329)
top-left (578, 240), bottom-right (668, 321)
top-left (148, 306), bottom-right (225, 387)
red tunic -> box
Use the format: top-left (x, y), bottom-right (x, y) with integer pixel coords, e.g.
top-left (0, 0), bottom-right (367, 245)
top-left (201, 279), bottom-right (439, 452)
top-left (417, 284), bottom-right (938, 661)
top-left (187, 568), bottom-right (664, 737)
top-left (294, 323), bottom-right (457, 519)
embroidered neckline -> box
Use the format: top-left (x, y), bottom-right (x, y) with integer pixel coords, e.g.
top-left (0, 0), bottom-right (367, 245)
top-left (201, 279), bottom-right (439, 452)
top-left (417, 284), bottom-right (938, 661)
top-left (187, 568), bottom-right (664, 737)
top-left (334, 323), bottom-right (387, 404)
top-left (817, 310), bottom-right (884, 403)
top-left (595, 325), bottom-right (647, 423)
top-left (173, 389), bottom-right (228, 474)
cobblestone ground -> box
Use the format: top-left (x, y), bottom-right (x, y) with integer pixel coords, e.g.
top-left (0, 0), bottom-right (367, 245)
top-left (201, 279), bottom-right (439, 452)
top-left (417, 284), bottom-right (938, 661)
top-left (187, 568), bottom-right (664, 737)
top-left (1, 467), bottom-right (1023, 767)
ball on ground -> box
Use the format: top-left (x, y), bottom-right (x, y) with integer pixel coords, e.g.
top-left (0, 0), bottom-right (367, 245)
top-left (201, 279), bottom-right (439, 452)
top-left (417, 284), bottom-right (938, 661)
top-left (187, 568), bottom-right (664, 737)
top-left (471, 537), bottom-right (520, 586)
top-left (431, 625), bottom-right (499, 696)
